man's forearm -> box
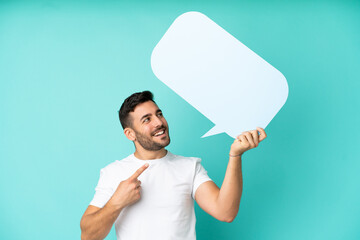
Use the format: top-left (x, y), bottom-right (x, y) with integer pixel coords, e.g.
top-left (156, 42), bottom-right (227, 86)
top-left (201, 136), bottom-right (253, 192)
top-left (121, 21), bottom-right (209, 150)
top-left (80, 199), bottom-right (123, 240)
top-left (216, 155), bottom-right (243, 221)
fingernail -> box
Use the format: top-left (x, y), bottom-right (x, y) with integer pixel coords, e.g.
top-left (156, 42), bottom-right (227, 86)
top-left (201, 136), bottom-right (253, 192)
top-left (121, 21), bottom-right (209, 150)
top-left (145, 163), bottom-right (149, 167)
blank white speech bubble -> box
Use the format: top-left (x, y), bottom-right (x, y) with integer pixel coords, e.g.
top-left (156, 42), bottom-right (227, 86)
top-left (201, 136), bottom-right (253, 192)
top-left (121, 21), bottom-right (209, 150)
top-left (151, 11), bottom-right (288, 139)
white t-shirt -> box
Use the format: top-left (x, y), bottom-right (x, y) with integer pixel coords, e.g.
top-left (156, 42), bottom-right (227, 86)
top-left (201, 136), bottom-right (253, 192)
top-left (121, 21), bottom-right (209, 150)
top-left (89, 151), bottom-right (213, 240)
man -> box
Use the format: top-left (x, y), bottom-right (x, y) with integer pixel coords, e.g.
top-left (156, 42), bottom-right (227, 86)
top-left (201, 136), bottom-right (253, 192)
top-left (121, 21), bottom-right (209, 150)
top-left (80, 91), bottom-right (267, 240)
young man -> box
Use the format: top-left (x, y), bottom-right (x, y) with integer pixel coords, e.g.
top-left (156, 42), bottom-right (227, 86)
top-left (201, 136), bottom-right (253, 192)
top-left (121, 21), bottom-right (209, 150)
top-left (80, 91), bottom-right (267, 240)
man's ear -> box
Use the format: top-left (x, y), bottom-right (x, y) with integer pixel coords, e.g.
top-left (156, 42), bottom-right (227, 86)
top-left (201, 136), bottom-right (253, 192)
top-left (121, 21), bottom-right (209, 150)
top-left (124, 127), bottom-right (136, 141)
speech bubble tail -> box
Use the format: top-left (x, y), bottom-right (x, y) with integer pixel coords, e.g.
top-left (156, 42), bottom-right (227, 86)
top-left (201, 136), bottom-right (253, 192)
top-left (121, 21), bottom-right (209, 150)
top-left (201, 125), bottom-right (223, 138)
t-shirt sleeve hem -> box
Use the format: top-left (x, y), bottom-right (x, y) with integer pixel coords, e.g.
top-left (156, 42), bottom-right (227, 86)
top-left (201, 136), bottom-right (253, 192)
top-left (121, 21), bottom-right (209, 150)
top-left (89, 199), bottom-right (106, 208)
top-left (192, 178), bottom-right (214, 200)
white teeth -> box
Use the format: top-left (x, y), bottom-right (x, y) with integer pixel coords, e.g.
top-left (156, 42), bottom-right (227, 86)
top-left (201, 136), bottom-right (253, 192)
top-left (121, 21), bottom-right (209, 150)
top-left (155, 130), bottom-right (164, 136)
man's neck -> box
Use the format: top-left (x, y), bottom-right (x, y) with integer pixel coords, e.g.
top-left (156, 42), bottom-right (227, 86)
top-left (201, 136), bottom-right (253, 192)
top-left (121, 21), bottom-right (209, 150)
top-left (134, 148), bottom-right (167, 160)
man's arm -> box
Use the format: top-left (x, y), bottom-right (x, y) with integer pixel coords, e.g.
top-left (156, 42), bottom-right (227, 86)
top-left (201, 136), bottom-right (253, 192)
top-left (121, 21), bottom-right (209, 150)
top-left (80, 163), bottom-right (149, 240)
top-left (80, 201), bottom-right (123, 240)
top-left (195, 156), bottom-right (242, 223)
top-left (195, 127), bottom-right (267, 223)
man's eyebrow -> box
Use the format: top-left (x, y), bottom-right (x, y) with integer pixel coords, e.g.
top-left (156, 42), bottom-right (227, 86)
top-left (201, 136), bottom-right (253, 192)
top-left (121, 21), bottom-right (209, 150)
top-left (140, 113), bottom-right (151, 121)
top-left (140, 109), bottom-right (162, 122)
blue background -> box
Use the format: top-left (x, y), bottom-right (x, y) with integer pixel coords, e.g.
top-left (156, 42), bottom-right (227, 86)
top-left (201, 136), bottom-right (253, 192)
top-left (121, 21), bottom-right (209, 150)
top-left (1, 0), bottom-right (359, 239)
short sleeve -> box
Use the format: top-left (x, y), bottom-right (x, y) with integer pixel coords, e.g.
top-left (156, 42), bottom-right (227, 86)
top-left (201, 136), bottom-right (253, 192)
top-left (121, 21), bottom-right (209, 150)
top-left (192, 158), bottom-right (213, 200)
top-left (89, 168), bottom-right (115, 208)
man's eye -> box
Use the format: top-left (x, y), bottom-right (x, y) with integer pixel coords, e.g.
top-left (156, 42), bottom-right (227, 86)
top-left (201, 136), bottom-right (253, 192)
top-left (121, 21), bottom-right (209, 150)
top-left (144, 118), bottom-right (150, 123)
top-left (157, 113), bottom-right (163, 117)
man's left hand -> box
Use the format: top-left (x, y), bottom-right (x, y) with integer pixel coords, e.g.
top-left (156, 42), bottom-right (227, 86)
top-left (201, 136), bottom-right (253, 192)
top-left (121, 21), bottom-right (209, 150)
top-left (230, 127), bottom-right (267, 157)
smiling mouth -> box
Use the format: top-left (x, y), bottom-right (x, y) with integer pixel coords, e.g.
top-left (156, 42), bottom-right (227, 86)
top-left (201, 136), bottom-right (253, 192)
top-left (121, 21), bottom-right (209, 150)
top-left (153, 129), bottom-right (166, 137)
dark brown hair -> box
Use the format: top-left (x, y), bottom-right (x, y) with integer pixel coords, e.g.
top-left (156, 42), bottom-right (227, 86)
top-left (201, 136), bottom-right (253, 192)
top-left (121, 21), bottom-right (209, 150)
top-left (118, 91), bottom-right (155, 129)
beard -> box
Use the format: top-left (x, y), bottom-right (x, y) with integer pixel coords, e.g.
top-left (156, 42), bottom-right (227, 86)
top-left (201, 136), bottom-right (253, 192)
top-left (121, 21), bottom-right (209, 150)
top-left (134, 127), bottom-right (170, 151)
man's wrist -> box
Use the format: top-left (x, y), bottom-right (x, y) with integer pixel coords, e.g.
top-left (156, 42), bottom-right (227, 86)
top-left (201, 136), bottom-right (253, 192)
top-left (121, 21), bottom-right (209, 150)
top-left (107, 197), bottom-right (125, 212)
top-left (229, 152), bottom-right (243, 158)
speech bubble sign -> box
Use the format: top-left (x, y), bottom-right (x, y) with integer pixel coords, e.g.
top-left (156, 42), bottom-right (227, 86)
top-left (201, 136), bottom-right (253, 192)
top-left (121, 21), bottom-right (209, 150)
top-left (151, 11), bottom-right (288, 139)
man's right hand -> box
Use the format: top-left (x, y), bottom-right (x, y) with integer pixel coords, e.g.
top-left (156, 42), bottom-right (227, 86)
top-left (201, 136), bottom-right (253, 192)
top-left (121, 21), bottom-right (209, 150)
top-left (80, 163), bottom-right (150, 240)
top-left (109, 163), bottom-right (149, 209)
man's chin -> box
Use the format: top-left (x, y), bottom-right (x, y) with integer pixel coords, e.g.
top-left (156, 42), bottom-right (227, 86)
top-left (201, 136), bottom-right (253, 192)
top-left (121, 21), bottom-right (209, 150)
top-left (157, 137), bottom-right (170, 147)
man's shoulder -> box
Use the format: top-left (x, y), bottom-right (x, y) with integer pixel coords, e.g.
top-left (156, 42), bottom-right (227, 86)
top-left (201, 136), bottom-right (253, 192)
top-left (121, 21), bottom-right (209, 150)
top-left (100, 154), bottom-right (133, 173)
top-left (168, 151), bottom-right (202, 164)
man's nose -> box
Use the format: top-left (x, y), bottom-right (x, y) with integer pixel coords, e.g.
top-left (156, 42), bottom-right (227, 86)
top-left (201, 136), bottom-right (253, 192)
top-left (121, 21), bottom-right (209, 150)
top-left (152, 116), bottom-right (163, 127)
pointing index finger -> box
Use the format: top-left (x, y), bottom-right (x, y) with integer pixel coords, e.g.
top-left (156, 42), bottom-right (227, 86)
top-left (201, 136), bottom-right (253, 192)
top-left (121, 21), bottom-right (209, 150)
top-left (129, 163), bottom-right (149, 180)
